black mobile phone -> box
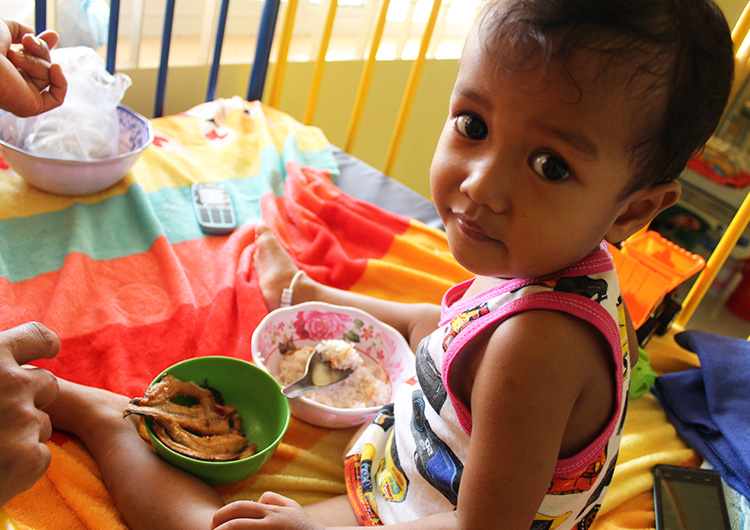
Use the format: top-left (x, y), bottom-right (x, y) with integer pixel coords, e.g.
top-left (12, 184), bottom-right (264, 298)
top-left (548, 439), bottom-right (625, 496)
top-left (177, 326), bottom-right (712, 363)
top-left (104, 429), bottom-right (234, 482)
top-left (653, 464), bottom-right (731, 530)
top-left (191, 183), bottom-right (236, 234)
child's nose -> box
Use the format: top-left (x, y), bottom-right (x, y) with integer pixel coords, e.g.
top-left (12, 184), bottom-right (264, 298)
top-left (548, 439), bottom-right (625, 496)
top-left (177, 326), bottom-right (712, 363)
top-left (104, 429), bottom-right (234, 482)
top-left (459, 158), bottom-right (511, 213)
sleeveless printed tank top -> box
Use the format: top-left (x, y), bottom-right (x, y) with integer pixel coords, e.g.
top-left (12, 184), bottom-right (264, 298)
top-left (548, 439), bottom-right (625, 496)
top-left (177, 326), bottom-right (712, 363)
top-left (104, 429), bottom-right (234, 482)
top-left (345, 243), bottom-right (631, 529)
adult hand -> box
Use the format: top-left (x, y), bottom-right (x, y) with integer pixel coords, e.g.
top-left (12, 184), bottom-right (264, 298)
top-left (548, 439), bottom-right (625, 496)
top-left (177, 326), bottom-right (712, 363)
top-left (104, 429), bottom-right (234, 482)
top-left (0, 18), bottom-right (66, 117)
top-left (0, 322), bottom-right (60, 506)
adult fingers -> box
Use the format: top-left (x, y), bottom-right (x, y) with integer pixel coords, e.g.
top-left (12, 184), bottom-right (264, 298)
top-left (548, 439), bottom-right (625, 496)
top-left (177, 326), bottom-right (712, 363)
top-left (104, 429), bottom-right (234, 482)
top-left (40, 63), bottom-right (67, 112)
top-left (20, 33), bottom-right (52, 63)
top-left (35, 30), bottom-right (59, 52)
top-left (0, 442), bottom-right (52, 506)
top-left (0, 322), bottom-right (61, 366)
top-left (37, 409), bottom-right (53, 443)
top-left (7, 48), bottom-right (52, 90)
top-left (25, 366), bottom-right (60, 410)
top-left (2, 18), bottom-right (34, 44)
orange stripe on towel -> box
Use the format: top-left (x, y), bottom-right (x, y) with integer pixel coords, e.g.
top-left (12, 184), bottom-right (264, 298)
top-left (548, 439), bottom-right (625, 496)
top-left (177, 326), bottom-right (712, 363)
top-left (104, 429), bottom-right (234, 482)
top-left (351, 223), bottom-right (471, 304)
top-left (0, 226), bottom-right (259, 341)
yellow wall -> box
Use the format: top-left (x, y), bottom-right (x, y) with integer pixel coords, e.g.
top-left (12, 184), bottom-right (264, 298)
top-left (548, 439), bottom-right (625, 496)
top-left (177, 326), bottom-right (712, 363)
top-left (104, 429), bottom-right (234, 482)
top-left (717, 0), bottom-right (746, 27)
top-left (119, 0), bottom-right (745, 201)
top-left (119, 58), bottom-right (458, 200)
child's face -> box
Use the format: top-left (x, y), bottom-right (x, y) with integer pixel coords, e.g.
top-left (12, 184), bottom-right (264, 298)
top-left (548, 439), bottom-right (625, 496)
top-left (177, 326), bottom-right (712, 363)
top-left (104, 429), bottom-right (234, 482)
top-left (431, 29), bottom-right (652, 279)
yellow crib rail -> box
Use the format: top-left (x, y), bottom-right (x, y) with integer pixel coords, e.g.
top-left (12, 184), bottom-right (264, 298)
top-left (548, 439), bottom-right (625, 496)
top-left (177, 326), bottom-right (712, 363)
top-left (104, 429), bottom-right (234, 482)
top-left (303, 0), bottom-right (339, 125)
top-left (383, 0), bottom-right (442, 176)
top-left (268, 0), bottom-right (299, 110)
top-left (673, 1), bottom-right (750, 331)
top-left (344, 0), bottom-right (391, 153)
top-left (675, 178), bottom-right (750, 328)
top-left (266, 0), bottom-right (449, 177)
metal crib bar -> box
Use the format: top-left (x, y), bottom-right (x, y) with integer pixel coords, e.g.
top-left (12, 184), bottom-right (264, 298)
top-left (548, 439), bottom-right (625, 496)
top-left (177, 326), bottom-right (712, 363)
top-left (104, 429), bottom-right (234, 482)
top-left (34, 1), bottom-right (46, 32)
top-left (247, 0), bottom-right (282, 102)
top-left (206, 0), bottom-right (231, 102)
top-left (154, 0), bottom-right (176, 118)
top-left (303, 0), bottom-right (338, 124)
top-left (344, 0), bottom-right (391, 153)
top-left (268, 0), bottom-right (299, 109)
top-left (105, 0), bottom-right (121, 74)
top-left (383, 0), bottom-right (442, 176)
top-left (675, 190), bottom-right (750, 328)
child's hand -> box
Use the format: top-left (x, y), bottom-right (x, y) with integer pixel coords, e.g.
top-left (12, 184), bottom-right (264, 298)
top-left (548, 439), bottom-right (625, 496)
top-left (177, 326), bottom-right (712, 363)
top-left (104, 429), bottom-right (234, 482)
top-left (0, 18), bottom-right (66, 117)
top-left (211, 492), bottom-right (326, 530)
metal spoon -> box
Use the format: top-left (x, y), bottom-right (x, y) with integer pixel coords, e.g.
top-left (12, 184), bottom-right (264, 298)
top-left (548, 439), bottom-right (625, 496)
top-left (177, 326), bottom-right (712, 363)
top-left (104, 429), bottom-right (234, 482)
top-left (281, 349), bottom-right (355, 398)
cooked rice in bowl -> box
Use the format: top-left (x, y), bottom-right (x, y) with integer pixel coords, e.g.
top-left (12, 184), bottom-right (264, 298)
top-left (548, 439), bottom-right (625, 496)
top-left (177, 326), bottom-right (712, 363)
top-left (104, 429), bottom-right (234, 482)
top-left (251, 302), bottom-right (416, 428)
top-left (277, 340), bottom-right (391, 409)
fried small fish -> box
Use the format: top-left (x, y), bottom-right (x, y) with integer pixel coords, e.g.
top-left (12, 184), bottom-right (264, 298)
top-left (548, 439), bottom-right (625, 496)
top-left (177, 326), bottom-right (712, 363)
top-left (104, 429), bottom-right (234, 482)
top-left (124, 374), bottom-right (257, 461)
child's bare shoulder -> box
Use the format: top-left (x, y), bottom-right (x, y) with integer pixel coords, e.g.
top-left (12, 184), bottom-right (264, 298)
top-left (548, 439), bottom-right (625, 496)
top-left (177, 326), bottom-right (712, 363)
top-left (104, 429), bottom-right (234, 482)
top-left (466, 309), bottom-right (616, 456)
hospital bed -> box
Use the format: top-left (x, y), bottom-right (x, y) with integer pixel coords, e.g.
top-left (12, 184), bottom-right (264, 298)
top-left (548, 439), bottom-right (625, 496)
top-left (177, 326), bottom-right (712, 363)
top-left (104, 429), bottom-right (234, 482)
top-left (1, 1), bottom-right (749, 528)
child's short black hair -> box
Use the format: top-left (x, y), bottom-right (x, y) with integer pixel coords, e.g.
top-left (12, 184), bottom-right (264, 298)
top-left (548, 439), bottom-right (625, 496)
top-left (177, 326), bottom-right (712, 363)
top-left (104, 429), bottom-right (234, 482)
top-left (478, 0), bottom-right (734, 195)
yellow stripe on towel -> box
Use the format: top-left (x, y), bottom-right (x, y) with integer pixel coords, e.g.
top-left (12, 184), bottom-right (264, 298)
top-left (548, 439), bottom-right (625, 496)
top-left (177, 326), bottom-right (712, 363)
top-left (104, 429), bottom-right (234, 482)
top-left (595, 393), bottom-right (700, 519)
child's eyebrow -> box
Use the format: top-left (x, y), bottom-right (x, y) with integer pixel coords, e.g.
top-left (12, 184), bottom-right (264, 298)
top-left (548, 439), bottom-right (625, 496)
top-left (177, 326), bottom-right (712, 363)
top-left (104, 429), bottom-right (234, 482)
top-left (452, 85), bottom-right (486, 105)
top-left (537, 124), bottom-right (599, 161)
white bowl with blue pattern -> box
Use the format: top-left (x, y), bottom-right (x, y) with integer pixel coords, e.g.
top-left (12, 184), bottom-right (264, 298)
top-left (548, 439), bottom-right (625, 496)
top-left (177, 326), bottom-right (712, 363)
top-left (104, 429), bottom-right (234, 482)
top-left (0, 105), bottom-right (153, 196)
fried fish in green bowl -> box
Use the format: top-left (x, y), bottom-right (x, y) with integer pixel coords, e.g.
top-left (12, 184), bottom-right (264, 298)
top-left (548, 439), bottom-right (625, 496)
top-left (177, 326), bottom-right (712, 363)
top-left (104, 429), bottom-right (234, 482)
top-left (125, 356), bottom-right (290, 485)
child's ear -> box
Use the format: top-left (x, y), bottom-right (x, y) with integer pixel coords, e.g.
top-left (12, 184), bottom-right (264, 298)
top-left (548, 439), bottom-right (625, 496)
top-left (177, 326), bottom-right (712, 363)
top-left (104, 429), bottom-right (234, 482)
top-left (606, 180), bottom-right (681, 244)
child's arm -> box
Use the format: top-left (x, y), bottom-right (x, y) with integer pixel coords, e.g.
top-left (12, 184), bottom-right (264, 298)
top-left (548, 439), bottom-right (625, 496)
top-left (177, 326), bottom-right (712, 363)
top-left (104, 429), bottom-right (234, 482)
top-left (448, 309), bottom-right (610, 528)
top-left (294, 275), bottom-right (441, 351)
top-left (254, 224), bottom-right (442, 351)
top-left (0, 18), bottom-right (67, 117)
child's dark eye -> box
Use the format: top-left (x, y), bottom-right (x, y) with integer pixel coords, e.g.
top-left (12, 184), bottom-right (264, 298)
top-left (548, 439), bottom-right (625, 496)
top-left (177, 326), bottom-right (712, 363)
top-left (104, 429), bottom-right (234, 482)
top-left (529, 153), bottom-right (571, 181)
top-left (454, 114), bottom-right (488, 140)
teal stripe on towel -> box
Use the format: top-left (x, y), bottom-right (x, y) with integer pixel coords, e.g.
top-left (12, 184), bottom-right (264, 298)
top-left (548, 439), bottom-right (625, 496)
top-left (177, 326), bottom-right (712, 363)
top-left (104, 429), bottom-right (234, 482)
top-left (0, 141), bottom-right (337, 283)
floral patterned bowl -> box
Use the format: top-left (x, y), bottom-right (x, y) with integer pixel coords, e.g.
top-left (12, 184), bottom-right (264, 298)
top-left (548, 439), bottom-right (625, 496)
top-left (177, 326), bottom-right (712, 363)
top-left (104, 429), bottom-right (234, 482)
top-left (251, 302), bottom-right (415, 428)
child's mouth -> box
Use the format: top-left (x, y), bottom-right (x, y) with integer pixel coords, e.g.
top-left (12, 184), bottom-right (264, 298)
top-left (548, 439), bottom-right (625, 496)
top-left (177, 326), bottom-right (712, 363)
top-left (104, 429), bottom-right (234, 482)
top-left (456, 215), bottom-right (492, 242)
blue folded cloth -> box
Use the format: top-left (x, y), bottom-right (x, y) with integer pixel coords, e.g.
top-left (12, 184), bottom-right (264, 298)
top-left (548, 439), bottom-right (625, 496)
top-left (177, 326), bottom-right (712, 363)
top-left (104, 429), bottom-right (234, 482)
top-left (652, 330), bottom-right (750, 499)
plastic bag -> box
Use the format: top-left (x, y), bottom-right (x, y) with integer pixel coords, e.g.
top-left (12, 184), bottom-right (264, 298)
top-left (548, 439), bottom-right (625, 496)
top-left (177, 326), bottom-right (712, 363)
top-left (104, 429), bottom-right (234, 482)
top-left (56, 0), bottom-right (110, 49)
top-left (6, 47), bottom-right (131, 160)
top-left (16, 0), bottom-right (109, 50)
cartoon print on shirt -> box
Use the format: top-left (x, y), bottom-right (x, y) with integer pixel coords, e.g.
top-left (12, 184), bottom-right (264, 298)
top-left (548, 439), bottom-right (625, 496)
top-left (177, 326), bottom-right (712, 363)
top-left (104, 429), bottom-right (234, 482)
top-left (360, 442), bottom-right (378, 512)
top-left (376, 430), bottom-right (410, 503)
top-left (415, 339), bottom-right (447, 412)
top-left (576, 455), bottom-right (617, 518)
top-left (530, 511), bottom-right (572, 530)
top-left (577, 505), bottom-right (600, 530)
top-left (616, 295), bottom-right (630, 381)
top-left (553, 276), bottom-right (609, 303)
top-left (548, 449), bottom-right (607, 495)
top-left (411, 391), bottom-right (463, 505)
top-left (617, 399), bottom-right (628, 436)
top-left (345, 260), bottom-right (628, 526)
top-left (442, 303), bottom-right (490, 351)
top-left (372, 403), bottom-right (395, 432)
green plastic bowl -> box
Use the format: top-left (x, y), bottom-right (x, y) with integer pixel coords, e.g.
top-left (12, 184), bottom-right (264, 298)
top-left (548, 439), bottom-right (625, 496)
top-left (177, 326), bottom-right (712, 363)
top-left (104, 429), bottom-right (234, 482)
top-left (142, 356), bottom-right (290, 485)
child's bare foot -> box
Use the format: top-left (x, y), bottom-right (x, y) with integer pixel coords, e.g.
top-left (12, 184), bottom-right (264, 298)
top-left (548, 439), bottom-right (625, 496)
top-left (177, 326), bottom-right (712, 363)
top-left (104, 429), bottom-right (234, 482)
top-left (254, 223), bottom-right (307, 310)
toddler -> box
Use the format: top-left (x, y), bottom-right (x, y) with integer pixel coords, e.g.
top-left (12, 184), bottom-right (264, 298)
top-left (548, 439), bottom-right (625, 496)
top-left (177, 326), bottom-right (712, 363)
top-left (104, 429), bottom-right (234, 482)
top-left (47, 0), bottom-right (734, 529)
